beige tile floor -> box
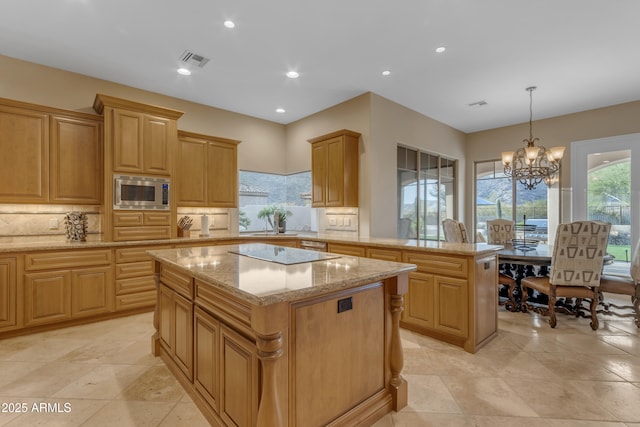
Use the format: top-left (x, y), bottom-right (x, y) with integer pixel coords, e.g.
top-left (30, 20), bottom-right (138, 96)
top-left (0, 295), bottom-right (639, 427)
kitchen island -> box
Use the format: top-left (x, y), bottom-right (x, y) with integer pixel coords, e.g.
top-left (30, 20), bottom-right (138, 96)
top-left (147, 243), bottom-right (416, 427)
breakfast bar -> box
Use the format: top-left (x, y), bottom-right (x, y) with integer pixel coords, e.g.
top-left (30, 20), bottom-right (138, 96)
top-left (147, 243), bottom-right (416, 427)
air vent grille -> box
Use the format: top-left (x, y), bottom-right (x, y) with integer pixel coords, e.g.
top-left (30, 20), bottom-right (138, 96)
top-left (179, 50), bottom-right (210, 68)
top-left (468, 100), bottom-right (488, 108)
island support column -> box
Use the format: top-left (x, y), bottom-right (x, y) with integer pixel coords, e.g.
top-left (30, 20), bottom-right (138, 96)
top-left (251, 301), bottom-right (289, 427)
top-left (388, 274), bottom-right (409, 411)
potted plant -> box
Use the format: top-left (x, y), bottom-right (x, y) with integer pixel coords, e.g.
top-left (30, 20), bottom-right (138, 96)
top-left (257, 204), bottom-right (292, 234)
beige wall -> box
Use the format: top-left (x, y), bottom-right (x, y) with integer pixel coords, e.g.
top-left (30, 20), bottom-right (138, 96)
top-left (0, 54), bottom-right (287, 174)
top-left (465, 101), bottom-right (640, 231)
top-left (369, 94), bottom-right (467, 238)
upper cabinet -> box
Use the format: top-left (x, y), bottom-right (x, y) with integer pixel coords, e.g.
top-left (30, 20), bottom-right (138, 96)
top-left (0, 99), bottom-right (102, 205)
top-left (50, 114), bottom-right (102, 204)
top-left (177, 131), bottom-right (240, 208)
top-left (308, 129), bottom-right (360, 208)
top-left (94, 94), bottom-right (183, 177)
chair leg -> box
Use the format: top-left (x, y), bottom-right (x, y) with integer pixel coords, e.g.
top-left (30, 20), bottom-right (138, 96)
top-left (521, 284), bottom-right (529, 313)
top-left (633, 296), bottom-right (640, 328)
top-left (548, 294), bottom-right (557, 328)
top-left (506, 282), bottom-right (517, 312)
top-left (589, 297), bottom-right (599, 330)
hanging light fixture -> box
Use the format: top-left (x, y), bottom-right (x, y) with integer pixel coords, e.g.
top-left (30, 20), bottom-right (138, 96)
top-left (501, 87), bottom-right (565, 190)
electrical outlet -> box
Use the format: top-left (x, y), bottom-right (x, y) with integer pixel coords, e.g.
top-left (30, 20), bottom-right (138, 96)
top-left (49, 218), bottom-right (59, 229)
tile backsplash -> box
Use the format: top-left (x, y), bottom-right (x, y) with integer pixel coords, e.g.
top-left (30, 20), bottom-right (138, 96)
top-left (0, 204), bottom-right (102, 243)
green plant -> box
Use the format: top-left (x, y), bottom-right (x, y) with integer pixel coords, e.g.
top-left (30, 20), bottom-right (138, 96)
top-left (239, 209), bottom-right (251, 230)
top-left (257, 204), bottom-right (292, 231)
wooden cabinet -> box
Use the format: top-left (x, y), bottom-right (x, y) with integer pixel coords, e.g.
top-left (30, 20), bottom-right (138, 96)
top-left (23, 249), bottom-right (113, 327)
top-left (0, 103), bottom-right (49, 203)
top-left (0, 256), bottom-right (22, 332)
top-left (114, 244), bottom-right (170, 311)
top-left (400, 251), bottom-right (496, 353)
top-left (178, 130), bottom-right (240, 207)
top-left (158, 265), bottom-right (194, 380)
top-left (112, 211), bottom-right (172, 242)
top-left (94, 94), bottom-right (183, 177)
top-left (327, 242), bottom-right (366, 257)
top-left (111, 108), bottom-right (172, 175)
top-left (50, 114), bottom-right (102, 204)
top-left (308, 129), bottom-right (360, 207)
top-left (0, 99), bottom-right (102, 205)
top-left (194, 306), bottom-right (220, 413)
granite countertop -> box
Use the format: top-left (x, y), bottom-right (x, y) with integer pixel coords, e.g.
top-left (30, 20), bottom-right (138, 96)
top-left (147, 243), bottom-right (417, 306)
top-left (0, 232), bottom-right (502, 256)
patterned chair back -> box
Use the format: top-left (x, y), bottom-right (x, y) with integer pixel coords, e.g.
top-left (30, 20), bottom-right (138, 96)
top-left (486, 219), bottom-right (515, 244)
top-left (442, 219), bottom-right (469, 243)
top-left (550, 221), bottom-right (611, 287)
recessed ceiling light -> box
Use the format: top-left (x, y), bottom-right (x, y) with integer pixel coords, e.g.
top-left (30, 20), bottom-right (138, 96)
top-left (223, 20), bottom-right (235, 29)
top-left (286, 71), bottom-right (299, 79)
top-left (276, 108), bottom-right (286, 113)
top-left (382, 70), bottom-right (391, 76)
top-left (603, 160), bottom-right (610, 163)
top-left (435, 46), bottom-right (446, 53)
top-left (177, 68), bottom-right (191, 76)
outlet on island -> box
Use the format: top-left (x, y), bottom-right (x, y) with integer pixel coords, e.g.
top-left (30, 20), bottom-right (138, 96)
top-left (49, 218), bottom-right (59, 229)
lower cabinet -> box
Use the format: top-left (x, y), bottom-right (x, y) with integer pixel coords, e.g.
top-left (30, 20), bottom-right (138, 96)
top-left (115, 245), bottom-right (170, 311)
top-left (159, 284), bottom-right (193, 380)
top-left (327, 242), bottom-right (366, 257)
top-left (22, 249), bottom-right (113, 328)
top-left (400, 251), bottom-right (495, 353)
top-left (0, 256), bottom-right (21, 332)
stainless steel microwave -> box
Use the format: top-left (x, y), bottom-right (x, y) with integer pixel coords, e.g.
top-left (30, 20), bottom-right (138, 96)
top-left (113, 175), bottom-right (170, 210)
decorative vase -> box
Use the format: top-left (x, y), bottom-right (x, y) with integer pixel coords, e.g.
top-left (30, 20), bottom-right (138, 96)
top-left (64, 211), bottom-right (88, 242)
top-left (274, 212), bottom-right (286, 234)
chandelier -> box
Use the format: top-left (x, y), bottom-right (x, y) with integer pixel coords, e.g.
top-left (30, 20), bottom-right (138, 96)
top-left (501, 87), bottom-right (565, 190)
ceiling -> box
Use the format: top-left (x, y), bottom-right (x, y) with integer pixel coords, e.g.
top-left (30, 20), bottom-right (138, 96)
top-left (2, 0), bottom-right (640, 133)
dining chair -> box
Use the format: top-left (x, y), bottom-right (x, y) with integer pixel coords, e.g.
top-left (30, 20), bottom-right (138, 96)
top-left (598, 237), bottom-right (640, 327)
top-left (487, 219), bottom-right (517, 311)
top-left (521, 220), bottom-right (611, 330)
top-left (442, 219), bottom-right (469, 243)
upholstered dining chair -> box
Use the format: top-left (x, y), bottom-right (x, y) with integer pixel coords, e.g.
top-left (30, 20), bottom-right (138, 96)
top-left (598, 237), bottom-right (640, 327)
top-left (442, 219), bottom-right (469, 243)
top-left (487, 219), bottom-right (517, 311)
top-left (521, 220), bottom-right (611, 330)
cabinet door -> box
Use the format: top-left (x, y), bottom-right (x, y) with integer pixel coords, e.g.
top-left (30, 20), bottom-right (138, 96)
top-left (143, 115), bottom-right (171, 175)
top-left (71, 266), bottom-right (114, 317)
top-left (325, 136), bottom-right (345, 206)
top-left (402, 272), bottom-right (435, 329)
top-left (50, 115), bottom-right (102, 204)
top-left (159, 284), bottom-right (173, 351)
top-left (194, 307), bottom-right (220, 412)
top-left (178, 137), bottom-right (207, 205)
top-left (0, 257), bottom-right (19, 331)
top-left (0, 105), bottom-right (49, 202)
top-left (434, 275), bottom-right (468, 337)
top-left (207, 141), bottom-right (237, 207)
top-left (113, 109), bottom-right (144, 173)
top-left (24, 270), bottom-right (71, 326)
top-left (173, 292), bottom-right (193, 380)
top-left (311, 141), bottom-right (327, 207)
top-left (220, 325), bottom-right (258, 427)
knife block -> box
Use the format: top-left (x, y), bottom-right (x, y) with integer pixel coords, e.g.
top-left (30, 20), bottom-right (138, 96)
top-left (177, 227), bottom-right (190, 238)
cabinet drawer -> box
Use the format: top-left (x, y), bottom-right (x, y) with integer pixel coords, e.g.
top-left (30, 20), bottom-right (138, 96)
top-left (113, 211), bottom-right (144, 226)
top-left (367, 247), bottom-right (402, 262)
top-left (115, 260), bottom-right (154, 279)
top-left (115, 245), bottom-right (171, 263)
top-left (143, 212), bottom-right (171, 226)
top-left (113, 226), bottom-right (171, 241)
top-left (25, 249), bottom-right (111, 271)
top-left (403, 252), bottom-right (468, 278)
top-left (115, 290), bottom-right (156, 311)
top-left (161, 265), bottom-right (193, 299)
top-left (327, 243), bottom-right (366, 257)
top-left (116, 276), bottom-right (156, 295)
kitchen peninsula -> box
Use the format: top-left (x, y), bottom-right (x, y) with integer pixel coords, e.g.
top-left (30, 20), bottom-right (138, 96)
top-left (147, 243), bottom-right (416, 427)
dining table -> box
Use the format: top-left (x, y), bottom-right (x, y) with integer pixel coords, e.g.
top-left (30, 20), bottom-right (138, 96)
top-left (497, 244), bottom-right (553, 311)
top-left (497, 243), bottom-right (614, 311)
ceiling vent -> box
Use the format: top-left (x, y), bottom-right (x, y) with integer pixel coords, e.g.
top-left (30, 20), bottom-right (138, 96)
top-left (468, 100), bottom-right (488, 108)
top-left (179, 50), bottom-right (210, 68)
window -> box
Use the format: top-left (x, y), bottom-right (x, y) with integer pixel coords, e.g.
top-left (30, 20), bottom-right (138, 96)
top-left (238, 170), bottom-right (313, 232)
top-left (475, 159), bottom-right (553, 243)
top-left (397, 146), bottom-right (458, 240)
